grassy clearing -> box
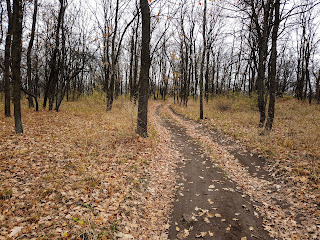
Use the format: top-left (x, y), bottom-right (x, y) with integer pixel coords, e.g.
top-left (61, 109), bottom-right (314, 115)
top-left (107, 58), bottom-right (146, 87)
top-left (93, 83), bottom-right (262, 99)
top-left (171, 95), bottom-right (320, 185)
top-left (0, 97), bottom-right (165, 239)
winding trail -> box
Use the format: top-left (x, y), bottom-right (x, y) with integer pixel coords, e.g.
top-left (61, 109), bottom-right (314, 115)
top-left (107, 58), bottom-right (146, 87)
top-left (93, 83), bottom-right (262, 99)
top-left (156, 104), bottom-right (272, 240)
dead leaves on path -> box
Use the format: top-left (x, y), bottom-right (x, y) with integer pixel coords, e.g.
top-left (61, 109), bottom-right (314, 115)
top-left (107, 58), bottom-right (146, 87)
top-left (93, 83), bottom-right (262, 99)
top-left (164, 104), bottom-right (320, 240)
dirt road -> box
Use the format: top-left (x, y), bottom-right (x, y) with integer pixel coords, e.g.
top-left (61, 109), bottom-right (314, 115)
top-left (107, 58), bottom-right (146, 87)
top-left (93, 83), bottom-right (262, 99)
top-left (156, 104), bottom-right (272, 240)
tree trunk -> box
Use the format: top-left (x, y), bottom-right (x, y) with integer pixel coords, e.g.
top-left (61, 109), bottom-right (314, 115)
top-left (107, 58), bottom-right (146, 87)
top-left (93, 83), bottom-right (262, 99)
top-left (4, 0), bottom-right (12, 117)
top-left (43, 0), bottom-right (64, 109)
top-left (106, 0), bottom-right (119, 111)
top-left (205, 46), bottom-right (209, 103)
top-left (265, 0), bottom-right (280, 131)
top-left (314, 70), bottom-right (320, 104)
top-left (199, 0), bottom-right (207, 120)
top-left (26, 0), bottom-right (38, 109)
top-left (136, 0), bottom-right (150, 137)
top-left (12, 0), bottom-right (23, 134)
top-left (256, 0), bottom-right (272, 128)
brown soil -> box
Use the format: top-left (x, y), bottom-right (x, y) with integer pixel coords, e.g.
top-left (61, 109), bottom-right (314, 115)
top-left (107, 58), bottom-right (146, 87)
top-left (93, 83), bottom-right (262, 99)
top-left (156, 104), bottom-right (272, 240)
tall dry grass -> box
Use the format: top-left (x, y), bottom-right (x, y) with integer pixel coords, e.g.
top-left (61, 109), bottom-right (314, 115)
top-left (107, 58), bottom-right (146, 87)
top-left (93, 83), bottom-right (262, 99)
top-left (172, 95), bottom-right (320, 183)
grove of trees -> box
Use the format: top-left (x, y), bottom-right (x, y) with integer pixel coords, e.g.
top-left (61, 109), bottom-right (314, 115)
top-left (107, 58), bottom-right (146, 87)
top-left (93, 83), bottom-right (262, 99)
top-left (0, 0), bottom-right (320, 136)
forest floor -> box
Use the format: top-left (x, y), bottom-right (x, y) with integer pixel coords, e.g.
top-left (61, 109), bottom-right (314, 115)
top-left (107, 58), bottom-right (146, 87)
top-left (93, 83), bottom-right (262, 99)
top-left (0, 98), bottom-right (180, 239)
top-left (0, 96), bottom-right (319, 239)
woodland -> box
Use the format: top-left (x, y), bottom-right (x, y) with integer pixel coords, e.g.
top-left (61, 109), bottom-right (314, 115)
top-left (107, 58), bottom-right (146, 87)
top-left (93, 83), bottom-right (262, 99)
top-left (0, 0), bottom-right (320, 239)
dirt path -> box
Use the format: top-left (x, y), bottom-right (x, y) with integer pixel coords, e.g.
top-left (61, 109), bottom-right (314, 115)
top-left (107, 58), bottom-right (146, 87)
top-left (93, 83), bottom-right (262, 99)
top-left (156, 104), bottom-right (272, 240)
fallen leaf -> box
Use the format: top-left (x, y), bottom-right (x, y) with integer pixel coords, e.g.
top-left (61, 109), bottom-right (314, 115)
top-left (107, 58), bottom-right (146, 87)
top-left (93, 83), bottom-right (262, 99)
top-left (207, 212), bottom-right (214, 218)
top-left (195, 232), bottom-right (207, 238)
top-left (9, 227), bottom-right (23, 237)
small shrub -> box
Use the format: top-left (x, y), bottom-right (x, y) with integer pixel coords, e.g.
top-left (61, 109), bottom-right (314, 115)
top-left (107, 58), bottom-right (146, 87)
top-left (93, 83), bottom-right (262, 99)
top-left (216, 99), bottom-right (232, 112)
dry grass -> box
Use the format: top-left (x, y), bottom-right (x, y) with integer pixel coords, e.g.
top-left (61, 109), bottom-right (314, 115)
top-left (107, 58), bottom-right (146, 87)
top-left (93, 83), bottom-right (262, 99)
top-left (172, 95), bottom-right (320, 184)
top-left (0, 97), bottom-right (173, 239)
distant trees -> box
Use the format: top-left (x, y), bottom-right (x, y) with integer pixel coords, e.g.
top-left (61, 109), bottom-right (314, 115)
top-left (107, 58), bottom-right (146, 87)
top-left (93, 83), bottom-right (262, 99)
top-left (0, 0), bottom-right (319, 134)
top-left (294, 0), bottom-right (319, 104)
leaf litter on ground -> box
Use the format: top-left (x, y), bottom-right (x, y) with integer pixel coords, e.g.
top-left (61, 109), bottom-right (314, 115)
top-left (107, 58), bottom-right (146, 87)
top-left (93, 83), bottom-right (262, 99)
top-left (0, 99), bottom-right (180, 239)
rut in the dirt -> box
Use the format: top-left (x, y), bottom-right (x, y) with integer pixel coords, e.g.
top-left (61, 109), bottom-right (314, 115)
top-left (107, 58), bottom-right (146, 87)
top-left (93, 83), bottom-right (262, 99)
top-left (157, 105), bottom-right (272, 240)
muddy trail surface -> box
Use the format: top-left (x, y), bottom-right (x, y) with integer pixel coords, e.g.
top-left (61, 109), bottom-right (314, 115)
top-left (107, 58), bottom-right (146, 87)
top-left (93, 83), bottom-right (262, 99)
top-left (156, 104), bottom-right (272, 240)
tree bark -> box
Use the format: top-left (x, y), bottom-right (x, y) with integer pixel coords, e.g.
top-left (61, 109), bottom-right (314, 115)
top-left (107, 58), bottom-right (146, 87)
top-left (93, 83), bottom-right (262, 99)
top-left (26, 0), bottom-right (38, 109)
top-left (106, 0), bottom-right (119, 111)
top-left (12, 0), bottom-right (23, 133)
top-left (199, 0), bottom-right (207, 120)
top-left (252, 0), bottom-right (272, 128)
top-left (43, 0), bottom-right (64, 110)
top-left (314, 70), bottom-right (320, 104)
top-left (136, 0), bottom-right (150, 137)
top-left (265, 0), bottom-right (280, 131)
top-left (4, 0), bottom-right (12, 117)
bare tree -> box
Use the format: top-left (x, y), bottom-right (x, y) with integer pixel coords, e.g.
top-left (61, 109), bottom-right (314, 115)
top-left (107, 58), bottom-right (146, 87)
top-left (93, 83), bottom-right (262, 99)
top-left (265, 0), bottom-right (280, 130)
top-left (137, 0), bottom-right (150, 137)
top-left (3, 0), bottom-right (12, 117)
top-left (25, 0), bottom-right (39, 111)
top-left (199, 0), bottom-right (207, 120)
top-left (11, 0), bottom-right (23, 133)
top-left (43, 0), bottom-right (65, 110)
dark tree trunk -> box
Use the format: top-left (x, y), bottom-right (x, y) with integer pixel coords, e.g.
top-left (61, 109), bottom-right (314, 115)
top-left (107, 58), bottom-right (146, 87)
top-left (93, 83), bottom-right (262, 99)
top-left (305, 42), bottom-right (312, 105)
top-left (205, 46), bottom-right (210, 103)
top-left (55, 9), bottom-right (66, 112)
top-left (43, 0), bottom-right (64, 110)
top-left (129, 33), bottom-right (134, 101)
top-left (199, 0), bottom-right (207, 120)
top-left (12, 0), bottom-right (23, 134)
top-left (26, 0), bottom-right (38, 109)
top-left (254, 0), bottom-right (272, 128)
top-left (265, 0), bottom-right (280, 131)
top-left (314, 71), bottom-right (320, 104)
top-left (4, 0), bottom-right (12, 117)
top-left (136, 0), bottom-right (150, 137)
top-left (194, 42), bottom-right (198, 100)
top-left (106, 0), bottom-right (119, 111)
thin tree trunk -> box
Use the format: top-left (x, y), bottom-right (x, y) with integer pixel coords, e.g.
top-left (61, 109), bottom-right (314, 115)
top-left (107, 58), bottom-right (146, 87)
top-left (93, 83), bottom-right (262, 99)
top-left (106, 0), bottom-right (119, 111)
top-left (205, 46), bottom-right (209, 103)
top-left (26, 0), bottom-right (38, 109)
top-left (44, 0), bottom-right (64, 109)
top-left (137, 0), bottom-right (150, 137)
top-left (199, 0), bottom-right (207, 120)
top-left (256, 0), bottom-right (271, 128)
top-left (265, 0), bottom-right (280, 131)
top-left (4, 0), bottom-right (12, 117)
top-left (314, 70), bottom-right (320, 104)
top-left (12, 0), bottom-right (23, 134)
